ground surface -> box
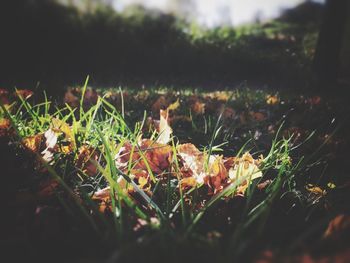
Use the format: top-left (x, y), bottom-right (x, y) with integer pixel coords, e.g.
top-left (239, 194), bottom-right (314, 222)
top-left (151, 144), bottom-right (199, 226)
top-left (1, 85), bottom-right (350, 263)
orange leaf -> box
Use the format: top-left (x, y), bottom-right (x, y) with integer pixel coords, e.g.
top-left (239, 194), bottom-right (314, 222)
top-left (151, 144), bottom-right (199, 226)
top-left (115, 139), bottom-right (172, 175)
top-left (324, 214), bottom-right (350, 239)
top-left (180, 177), bottom-right (197, 189)
top-left (0, 118), bottom-right (13, 137)
top-left (22, 133), bottom-right (45, 153)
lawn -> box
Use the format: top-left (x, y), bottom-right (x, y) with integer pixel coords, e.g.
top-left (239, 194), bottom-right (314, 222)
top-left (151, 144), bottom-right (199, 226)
top-left (1, 82), bottom-right (349, 262)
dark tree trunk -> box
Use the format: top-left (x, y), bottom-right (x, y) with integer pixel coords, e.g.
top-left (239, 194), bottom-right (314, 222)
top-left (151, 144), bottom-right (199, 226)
top-left (313, 0), bottom-right (348, 87)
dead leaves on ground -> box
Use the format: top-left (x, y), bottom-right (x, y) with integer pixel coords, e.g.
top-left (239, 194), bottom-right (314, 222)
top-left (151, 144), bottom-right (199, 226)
top-left (22, 118), bottom-right (77, 165)
top-left (114, 137), bottom-right (263, 197)
top-left (0, 118), bottom-right (13, 138)
top-left (2, 88), bottom-right (269, 217)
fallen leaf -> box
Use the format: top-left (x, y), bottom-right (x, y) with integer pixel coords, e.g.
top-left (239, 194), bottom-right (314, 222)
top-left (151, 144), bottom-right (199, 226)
top-left (92, 186), bottom-right (111, 200)
top-left (207, 155), bottom-right (228, 193)
top-left (76, 146), bottom-right (100, 176)
top-left (22, 133), bottom-right (45, 153)
top-left (228, 152), bottom-right (263, 181)
top-left (0, 89), bottom-right (11, 105)
top-left (41, 129), bottom-right (58, 162)
top-left (0, 118), bottom-right (13, 137)
top-left (167, 99), bottom-right (180, 112)
top-left (157, 109), bottom-right (172, 144)
top-left (191, 100), bottom-right (206, 115)
top-left (266, 95), bottom-right (279, 105)
top-left (220, 106), bottom-right (236, 120)
top-left (306, 184), bottom-right (326, 196)
top-left (151, 95), bottom-right (168, 113)
top-left (324, 214), bottom-right (350, 240)
top-left (64, 88), bottom-right (79, 108)
top-left (83, 88), bottom-right (98, 107)
top-left (37, 179), bottom-right (59, 199)
top-left (14, 89), bottom-right (33, 100)
top-left (177, 143), bottom-right (206, 183)
top-left (249, 111), bottom-right (267, 122)
top-left (227, 152), bottom-right (263, 195)
top-left (115, 139), bottom-right (172, 175)
top-left (92, 186), bottom-right (113, 213)
top-left (180, 177), bottom-right (197, 189)
top-left (52, 118), bottom-right (76, 152)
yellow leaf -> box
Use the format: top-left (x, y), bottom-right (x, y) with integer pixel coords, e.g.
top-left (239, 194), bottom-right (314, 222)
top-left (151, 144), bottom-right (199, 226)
top-left (52, 118), bottom-right (76, 151)
top-left (22, 134), bottom-right (44, 153)
top-left (166, 99), bottom-right (180, 112)
top-left (306, 184), bottom-right (326, 195)
top-left (266, 95), bottom-right (279, 105)
top-left (180, 177), bottom-right (197, 188)
top-left (138, 176), bottom-right (148, 189)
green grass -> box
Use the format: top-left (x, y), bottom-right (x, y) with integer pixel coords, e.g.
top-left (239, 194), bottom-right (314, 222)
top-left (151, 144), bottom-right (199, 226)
top-left (1, 82), bottom-right (345, 262)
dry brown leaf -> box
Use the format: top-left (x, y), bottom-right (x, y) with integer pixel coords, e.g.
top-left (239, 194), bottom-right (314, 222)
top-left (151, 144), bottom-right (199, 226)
top-left (0, 89), bottom-right (11, 105)
top-left (177, 143), bottom-right (205, 182)
top-left (76, 146), bottom-right (100, 177)
top-left (115, 139), bottom-right (172, 175)
top-left (52, 118), bottom-right (76, 152)
top-left (0, 118), bottom-right (13, 137)
top-left (249, 111), bottom-right (267, 122)
top-left (93, 186), bottom-right (111, 200)
top-left (64, 88), bottom-right (80, 108)
top-left (226, 152), bottom-right (263, 195)
top-left (83, 88), bottom-right (98, 106)
top-left (191, 100), bottom-right (206, 115)
top-left (37, 179), bottom-right (59, 199)
top-left (92, 187), bottom-right (113, 213)
top-left (220, 106), bottom-right (236, 120)
top-left (151, 95), bottom-right (168, 113)
top-left (207, 155), bottom-right (228, 193)
top-left (180, 177), bottom-right (197, 189)
top-left (324, 214), bottom-right (350, 239)
top-left (22, 133), bottom-right (45, 153)
top-left (140, 139), bottom-right (173, 172)
top-left (14, 89), bottom-right (33, 100)
top-left (266, 95), bottom-right (279, 105)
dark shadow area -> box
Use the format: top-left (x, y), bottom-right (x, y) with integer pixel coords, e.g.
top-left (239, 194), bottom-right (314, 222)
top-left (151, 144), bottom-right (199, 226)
top-left (0, 0), bottom-right (327, 91)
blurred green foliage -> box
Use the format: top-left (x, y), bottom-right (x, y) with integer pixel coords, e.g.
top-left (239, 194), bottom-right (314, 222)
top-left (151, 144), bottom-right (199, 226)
top-left (0, 0), bottom-right (323, 89)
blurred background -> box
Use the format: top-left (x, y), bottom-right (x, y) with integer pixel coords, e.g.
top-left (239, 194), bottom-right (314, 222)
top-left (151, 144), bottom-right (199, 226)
top-left (0, 0), bottom-right (349, 90)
